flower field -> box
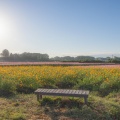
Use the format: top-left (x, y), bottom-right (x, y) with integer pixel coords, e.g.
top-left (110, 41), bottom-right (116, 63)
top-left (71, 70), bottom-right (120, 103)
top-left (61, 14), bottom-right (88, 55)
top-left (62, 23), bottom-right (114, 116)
top-left (0, 66), bottom-right (120, 96)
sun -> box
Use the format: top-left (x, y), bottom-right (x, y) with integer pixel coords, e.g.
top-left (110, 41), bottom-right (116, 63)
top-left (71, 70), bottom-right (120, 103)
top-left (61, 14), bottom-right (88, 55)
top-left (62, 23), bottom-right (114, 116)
top-left (0, 13), bottom-right (17, 44)
top-left (0, 16), bottom-right (11, 39)
top-left (0, 22), bottom-right (7, 35)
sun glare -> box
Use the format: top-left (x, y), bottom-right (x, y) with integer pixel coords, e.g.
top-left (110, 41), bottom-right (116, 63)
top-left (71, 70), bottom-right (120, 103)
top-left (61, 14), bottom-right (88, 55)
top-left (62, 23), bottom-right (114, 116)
top-left (0, 18), bottom-right (10, 38)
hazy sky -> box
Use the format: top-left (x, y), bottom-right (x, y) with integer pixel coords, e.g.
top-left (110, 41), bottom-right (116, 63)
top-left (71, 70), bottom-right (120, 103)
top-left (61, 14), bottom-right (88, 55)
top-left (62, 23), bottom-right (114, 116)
top-left (0, 0), bottom-right (120, 57)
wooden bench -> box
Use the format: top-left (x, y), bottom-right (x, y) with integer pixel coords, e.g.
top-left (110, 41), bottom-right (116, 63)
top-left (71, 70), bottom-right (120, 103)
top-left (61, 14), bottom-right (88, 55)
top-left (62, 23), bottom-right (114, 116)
top-left (34, 89), bottom-right (89, 104)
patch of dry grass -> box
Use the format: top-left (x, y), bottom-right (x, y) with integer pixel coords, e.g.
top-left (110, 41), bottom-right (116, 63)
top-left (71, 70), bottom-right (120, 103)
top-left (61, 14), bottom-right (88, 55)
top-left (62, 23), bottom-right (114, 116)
top-left (0, 92), bottom-right (120, 120)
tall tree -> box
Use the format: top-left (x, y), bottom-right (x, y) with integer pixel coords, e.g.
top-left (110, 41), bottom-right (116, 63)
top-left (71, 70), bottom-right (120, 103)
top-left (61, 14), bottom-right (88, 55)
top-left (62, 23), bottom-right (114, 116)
top-left (1, 49), bottom-right (10, 57)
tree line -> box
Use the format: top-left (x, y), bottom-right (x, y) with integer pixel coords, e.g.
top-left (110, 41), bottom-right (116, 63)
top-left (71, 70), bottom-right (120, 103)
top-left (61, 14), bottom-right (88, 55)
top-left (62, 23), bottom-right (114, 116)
top-left (0, 49), bottom-right (120, 63)
top-left (0, 49), bottom-right (49, 62)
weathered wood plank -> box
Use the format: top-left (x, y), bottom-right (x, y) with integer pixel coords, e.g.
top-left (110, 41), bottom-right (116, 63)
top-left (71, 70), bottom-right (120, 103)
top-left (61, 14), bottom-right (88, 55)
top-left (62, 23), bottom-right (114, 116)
top-left (40, 89), bottom-right (45, 92)
top-left (60, 89), bottom-right (65, 93)
top-left (71, 90), bottom-right (76, 94)
top-left (57, 89), bottom-right (61, 93)
top-left (85, 91), bottom-right (89, 95)
top-left (48, 89), bottom-right (53, 93)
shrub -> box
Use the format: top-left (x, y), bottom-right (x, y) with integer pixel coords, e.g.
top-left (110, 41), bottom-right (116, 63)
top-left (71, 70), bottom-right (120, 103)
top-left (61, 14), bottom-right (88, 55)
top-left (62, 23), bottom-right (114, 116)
top-left (0, 77), bottom-right (16, 96)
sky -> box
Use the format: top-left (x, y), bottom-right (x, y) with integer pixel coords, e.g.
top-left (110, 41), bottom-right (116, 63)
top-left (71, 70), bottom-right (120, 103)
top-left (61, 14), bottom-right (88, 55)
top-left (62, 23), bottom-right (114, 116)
top-left (0, 0), bottom-right (120, 58)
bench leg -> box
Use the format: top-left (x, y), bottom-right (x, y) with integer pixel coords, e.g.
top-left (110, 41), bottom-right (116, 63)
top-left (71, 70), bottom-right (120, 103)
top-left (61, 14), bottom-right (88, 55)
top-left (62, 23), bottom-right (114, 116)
top-left (37, 94), bottom-right (42, 101)
top-left (84, 97), bottom-right (88, 104)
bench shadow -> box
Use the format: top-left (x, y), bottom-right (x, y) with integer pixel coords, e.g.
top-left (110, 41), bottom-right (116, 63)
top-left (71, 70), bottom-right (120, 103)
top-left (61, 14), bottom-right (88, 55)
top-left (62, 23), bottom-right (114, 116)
top-left (42, 104), bottom-right (86, 120)
top-left (39, 97), bottom-right (87, 120)
top-left (0, 90), bottom-right (16, 98)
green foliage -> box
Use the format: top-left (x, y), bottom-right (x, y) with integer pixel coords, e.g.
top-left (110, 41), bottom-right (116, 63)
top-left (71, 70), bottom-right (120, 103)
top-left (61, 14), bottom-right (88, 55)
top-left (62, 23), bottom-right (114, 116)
top-left (41, 78), bottom-right (57, 88)
top-left (0, 77), bottom-right (16, 95)
top-left (0, 66), bottom-right (120, 96)
top-left (66, 105), bottom-right (110, 120)
top-left (99, 77), bottom-right (120, 96)
top-left (56, 78), bottom-right (76, 89)
top-left (41, 97), bottom-right (83, 108)
top-left (41, 97), bottom-right (54, 106)
top-left (16, 77), bottom-right (41, 93)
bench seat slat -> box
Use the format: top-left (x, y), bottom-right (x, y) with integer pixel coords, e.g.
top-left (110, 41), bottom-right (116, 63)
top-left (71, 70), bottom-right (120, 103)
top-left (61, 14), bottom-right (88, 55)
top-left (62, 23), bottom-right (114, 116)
top-left (41, 89), bottom-right (46, 92)
top-left (58, 89), bottom-right (62, 93)
top-left (40, 89), bottom-right (46, 92)
top-left (55, 89), bottom-right (59, 93)
top-left (75, 90), bottom-right (79, 94)
top-left (63, 90), bottom-right (69, 94)
top-left (82, 91), bottom-right (85, 94)
top-left (45, 89), bottom-right (50, 92)
top-left (72, 90), bottom-right (76, 94)
top-left (50, 89), bottom-right (55, 93)
top-left (60, 89), bottom-right (65, 93)
top-left (48, 89), bottom-right (53, 93)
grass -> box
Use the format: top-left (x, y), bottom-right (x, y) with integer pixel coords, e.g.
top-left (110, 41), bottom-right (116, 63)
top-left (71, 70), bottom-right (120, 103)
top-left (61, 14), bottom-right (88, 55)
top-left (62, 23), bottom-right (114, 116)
top-left (0, 92), bottom-right (119, 120)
